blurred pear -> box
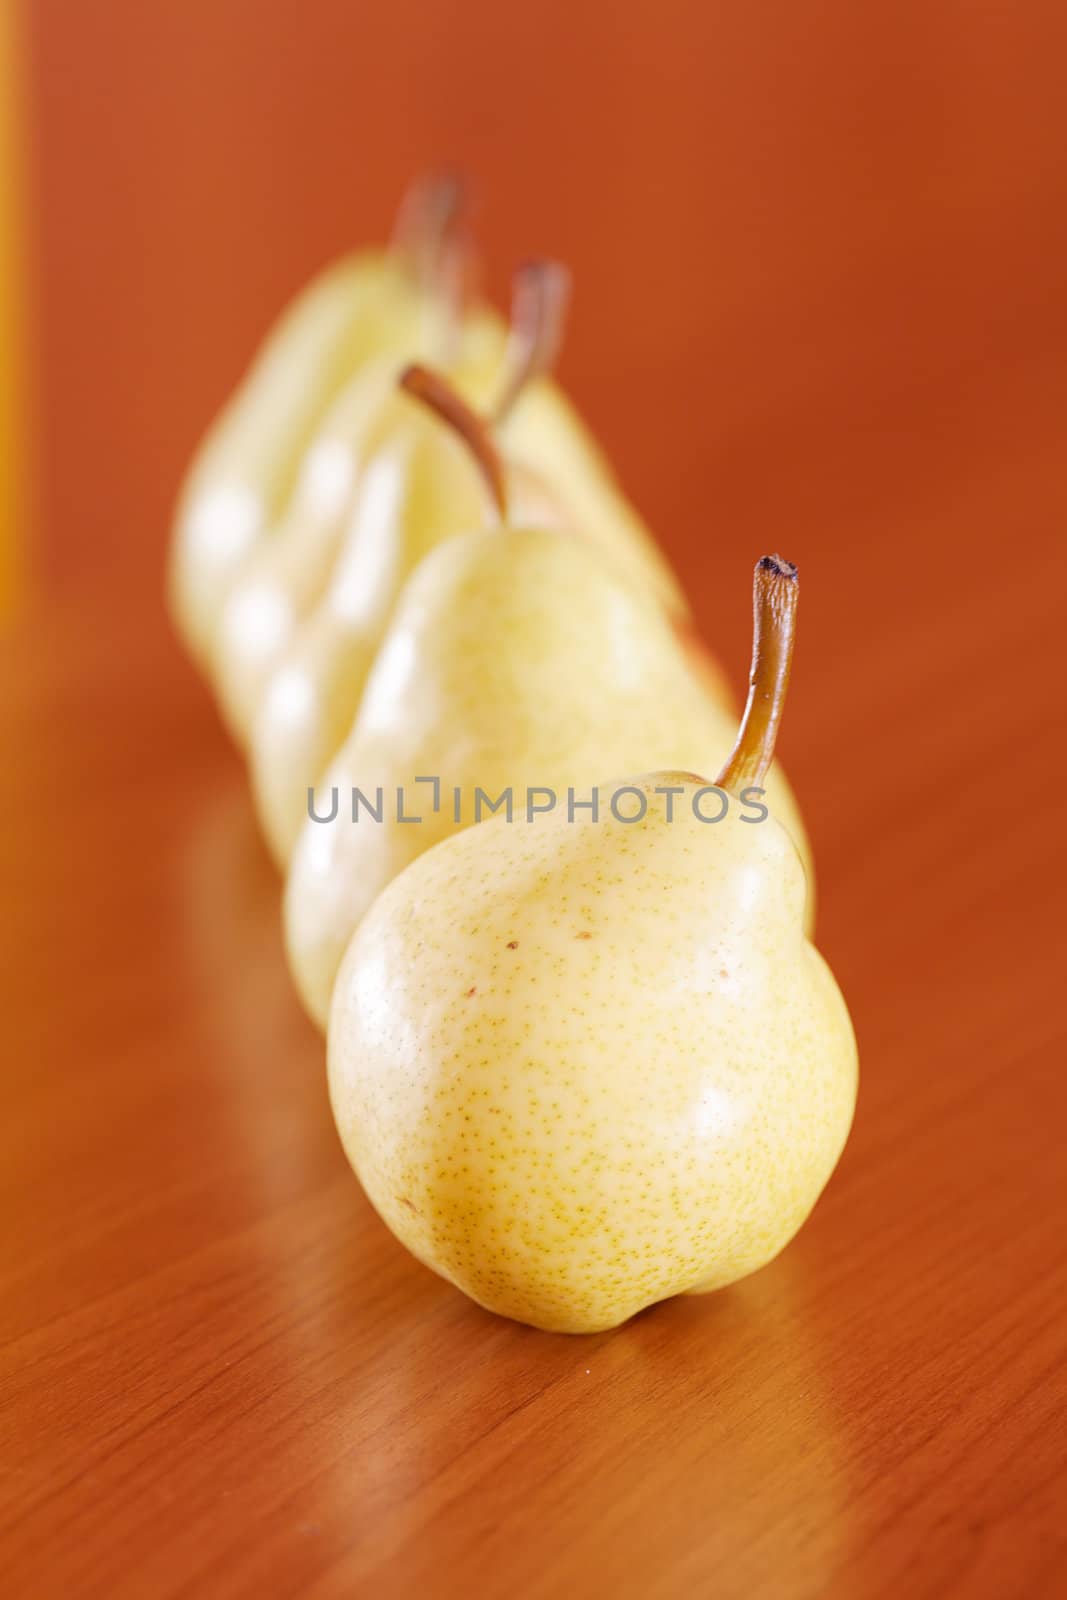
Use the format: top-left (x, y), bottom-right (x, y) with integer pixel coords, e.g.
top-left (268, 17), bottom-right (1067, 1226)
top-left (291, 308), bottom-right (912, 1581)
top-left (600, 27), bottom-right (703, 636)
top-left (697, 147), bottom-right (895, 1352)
top-left (168, 172), bottom-right (471, 666)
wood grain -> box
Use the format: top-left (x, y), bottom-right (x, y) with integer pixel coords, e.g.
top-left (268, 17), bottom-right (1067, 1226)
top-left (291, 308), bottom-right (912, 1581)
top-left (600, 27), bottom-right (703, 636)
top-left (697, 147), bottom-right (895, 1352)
top-left (3, 363), bottom-right (1066, 1600)
top-left (5, 1), bottom-right (1067, 1594)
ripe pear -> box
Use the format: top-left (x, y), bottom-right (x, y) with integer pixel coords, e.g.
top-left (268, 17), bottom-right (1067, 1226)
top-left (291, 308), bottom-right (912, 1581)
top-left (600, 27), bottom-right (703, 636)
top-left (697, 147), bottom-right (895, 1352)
top-left (327, 557), bottom-right (855, 1334)
top-left (253, 405), bottom-right (564, 868)
top-left (246, 267), bottom-right (572, 866)
top-left (167, 172), bottom-right (469, 667)
top-left (284, 525), bottom-right (810, 1030)
top-left (251, 268), bottom-right (706, 870)
top-left (211, 310), bottom-right (507, 746)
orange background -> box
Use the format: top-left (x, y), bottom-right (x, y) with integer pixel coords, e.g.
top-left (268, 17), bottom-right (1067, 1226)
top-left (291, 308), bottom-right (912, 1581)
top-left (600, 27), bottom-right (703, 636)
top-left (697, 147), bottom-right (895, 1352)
top-left (23, 0), bottom-right (1067, 611)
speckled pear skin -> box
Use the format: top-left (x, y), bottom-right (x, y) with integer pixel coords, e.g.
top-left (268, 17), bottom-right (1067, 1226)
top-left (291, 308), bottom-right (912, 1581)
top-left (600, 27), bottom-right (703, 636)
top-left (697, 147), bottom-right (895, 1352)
top-left (284, 527), bottom-right (811, 1028)
top-left (327, 777), bottom-right (856, 1334)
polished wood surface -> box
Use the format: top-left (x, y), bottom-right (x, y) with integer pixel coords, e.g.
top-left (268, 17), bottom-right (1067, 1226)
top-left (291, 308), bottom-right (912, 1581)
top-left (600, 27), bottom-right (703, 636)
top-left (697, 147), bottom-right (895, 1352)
top-left (6, 2), bottom-right (1067, 1594)
top-left (3, 357), bottom-right (1066, 1599)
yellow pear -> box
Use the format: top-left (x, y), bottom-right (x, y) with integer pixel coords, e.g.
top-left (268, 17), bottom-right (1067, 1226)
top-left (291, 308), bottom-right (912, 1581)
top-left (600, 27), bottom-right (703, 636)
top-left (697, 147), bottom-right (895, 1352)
top-left (247, 266), bottom-right (574, 867)
top-left (211, 308), bottom-right (507, 746)
top-left (167, 172), bottom-right (468, 667)
top-left (327, 557), bottom-right (855, 1333)
top-left (284, 515), bottom-right (810, 1029)
top-left (250, 430), bottom-right (566, 873)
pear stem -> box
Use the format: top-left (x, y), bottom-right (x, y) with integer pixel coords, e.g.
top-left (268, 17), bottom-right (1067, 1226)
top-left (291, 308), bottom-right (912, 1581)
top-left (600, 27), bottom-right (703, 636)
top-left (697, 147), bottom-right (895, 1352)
top-left (389, 171), bottom-right (467, 289)
top-left (715, 556), bottom-right (799, 793)
top-left (399, 364), bottom-right (508, 521)
top-left (492, 260), bottom-right (571, 422)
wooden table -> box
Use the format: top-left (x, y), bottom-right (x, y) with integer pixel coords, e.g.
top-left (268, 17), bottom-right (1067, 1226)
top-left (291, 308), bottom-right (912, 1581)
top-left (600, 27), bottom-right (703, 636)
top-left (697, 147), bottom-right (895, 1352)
top-left (2, 339), bottom-right (1066, 1596)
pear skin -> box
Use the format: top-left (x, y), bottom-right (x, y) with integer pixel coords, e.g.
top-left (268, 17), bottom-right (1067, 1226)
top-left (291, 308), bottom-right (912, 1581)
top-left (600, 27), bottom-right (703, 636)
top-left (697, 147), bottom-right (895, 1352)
top-left (284, 528), bottom-right (811, 1028)
top-left (327, 779), bottom-right (855, 1334)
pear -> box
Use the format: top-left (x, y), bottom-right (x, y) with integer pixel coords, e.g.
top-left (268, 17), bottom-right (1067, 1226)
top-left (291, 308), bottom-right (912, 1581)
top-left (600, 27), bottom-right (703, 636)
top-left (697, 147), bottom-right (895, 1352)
top-left (251, 427), bottom-right (566, 873)
top-left (167, 172), bottom-right (470, 668)
top-left (284, 508), bottom-right (811, 1028)
top-left (327, 556), bottom-right (855, 1333)
top-left (211, 307), bottom-right (508, 746)
top-left (247, 266), bottom-right (576, 868)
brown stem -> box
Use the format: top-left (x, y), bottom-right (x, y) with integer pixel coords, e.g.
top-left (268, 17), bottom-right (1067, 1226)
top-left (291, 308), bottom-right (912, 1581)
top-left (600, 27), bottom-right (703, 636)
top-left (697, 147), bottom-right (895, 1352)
top-left (715, 556), bottom-right (799, 792)
top-left (492, 260), bottom-right (571, 422)
top-left (399, 364), bottom-right (508, 520)
top-left (389, 171), bottom-right (467, 289)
